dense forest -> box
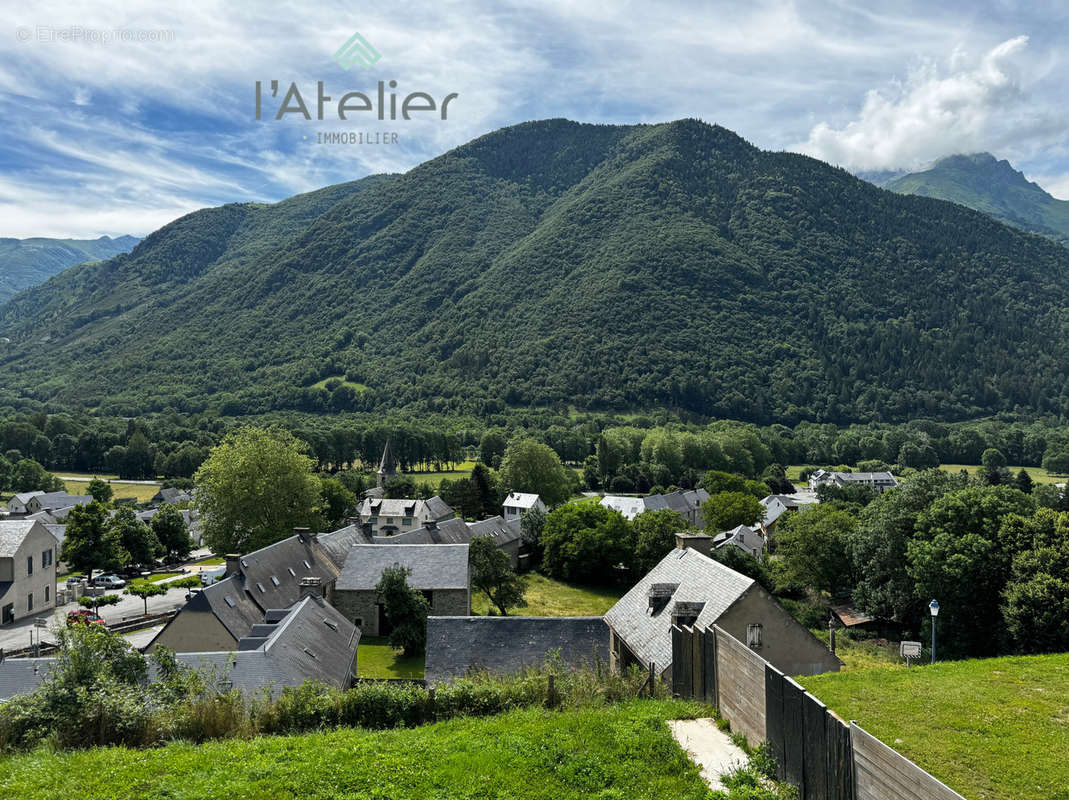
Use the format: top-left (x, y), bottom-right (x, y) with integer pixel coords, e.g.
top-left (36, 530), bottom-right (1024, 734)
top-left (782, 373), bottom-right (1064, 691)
top-left (1, 119), bottom-right (1069, 423)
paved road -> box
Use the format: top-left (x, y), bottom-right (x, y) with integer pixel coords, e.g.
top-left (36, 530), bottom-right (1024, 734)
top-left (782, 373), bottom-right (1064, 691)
top-left (0, 582), bottom-right (192, 652)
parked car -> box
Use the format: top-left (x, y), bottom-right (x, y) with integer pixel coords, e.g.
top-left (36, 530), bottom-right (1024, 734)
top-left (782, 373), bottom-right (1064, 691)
top-left (90, 574), bottom-right (126, 589)
top-left (66, 609), bottom-right (105, 627)
top-left (200, 566), bottom-right (226, 587)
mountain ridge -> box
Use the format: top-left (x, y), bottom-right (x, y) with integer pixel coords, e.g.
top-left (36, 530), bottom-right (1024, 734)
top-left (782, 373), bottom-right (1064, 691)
top-left (0, 234), bottom-right (140, 303)
top-left (885, 152), bottom-right (1069, 243)
top-left (2, 119), bottom-right (1068, 424)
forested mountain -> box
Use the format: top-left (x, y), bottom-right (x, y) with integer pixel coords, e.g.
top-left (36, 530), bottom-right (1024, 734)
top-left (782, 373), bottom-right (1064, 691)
top-left (2, 119), bottom-right (1069, 424)
top-left (0, 234), bottom-right (140, 303)
top-left (885, 153), bottom-right (1069, 244)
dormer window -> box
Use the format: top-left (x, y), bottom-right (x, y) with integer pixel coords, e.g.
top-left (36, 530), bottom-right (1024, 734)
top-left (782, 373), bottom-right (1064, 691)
top-left (647, 583), bottom-right (678, 615)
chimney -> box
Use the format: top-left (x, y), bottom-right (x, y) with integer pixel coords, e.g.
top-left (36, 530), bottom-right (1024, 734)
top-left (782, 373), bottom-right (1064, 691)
top-left (675, 532), bottom-right (713, 558)
top-left (294, 527), bottom-right (317, 544)
top-left (423, 519), bottom-right (438, 531)
top-left (299, 576), bottom-right (323, 600)
top-left (225, 554), bottom-right (242, 578)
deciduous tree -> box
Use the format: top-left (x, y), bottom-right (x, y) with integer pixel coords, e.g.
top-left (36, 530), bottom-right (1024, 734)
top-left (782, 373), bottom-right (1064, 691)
top-left (194, 426), bottom-right (320, 554)
top-left (469, 536), bottom-right (526, 615)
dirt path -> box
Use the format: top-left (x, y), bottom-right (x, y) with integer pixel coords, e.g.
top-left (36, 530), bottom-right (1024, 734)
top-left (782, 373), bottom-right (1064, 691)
top-left (668, 718), bottom-right (748, 789)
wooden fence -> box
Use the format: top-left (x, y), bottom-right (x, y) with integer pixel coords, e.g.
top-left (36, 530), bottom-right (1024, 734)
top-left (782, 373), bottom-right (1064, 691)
top-left (671, 624), bottom-right (966, 800)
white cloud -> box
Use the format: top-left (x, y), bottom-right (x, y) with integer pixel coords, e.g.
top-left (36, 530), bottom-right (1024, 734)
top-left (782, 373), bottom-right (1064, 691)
top-left (795, 35), bottom-right (1043, 171)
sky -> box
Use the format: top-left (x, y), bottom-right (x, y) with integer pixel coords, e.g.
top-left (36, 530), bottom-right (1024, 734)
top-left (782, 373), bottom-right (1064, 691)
top-left (2, 0), bottom-right (1068, 238)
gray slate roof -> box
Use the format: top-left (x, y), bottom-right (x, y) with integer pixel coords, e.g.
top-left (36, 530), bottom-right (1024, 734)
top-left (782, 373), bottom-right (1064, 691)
top-left (424, 495), bottom-right (455, 520)
top-left (317, 524), bottom-right (371, 569)
top-left (337, 544), bottom-right (469, 591)
top-left (0, 520), bottom-right (36, 556)
top-left (236, 533), bottom-right (341, 613)
top-left (424, 616), bottom-right (609, 683)
top-left (35, 492), bottom-right (92, 511)
top-left (604, 547), bottom-right (754, 671)
top-left (1, 596), bottom-right (358, 702)
top-left (0, 657), bottom-right (53, 701)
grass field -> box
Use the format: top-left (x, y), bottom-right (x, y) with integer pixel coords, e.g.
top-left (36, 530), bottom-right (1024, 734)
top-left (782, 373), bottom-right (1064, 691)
top-left (0, 700), bottom-right (712, 800)
top-left (52, 473), bottom-right (163, 503)
top-left (356, 636), bottom-right (426, 679)
top-left (471, 574), bottom-right (625, 617)
top-left (309, 375), bottom-right (369, 393)
top-left (800, 652), bottom-right (1069, 800)
top-left (938, 463), bottom-right (1066, 484)
top-left (404, 459), bottom-right (477, 488)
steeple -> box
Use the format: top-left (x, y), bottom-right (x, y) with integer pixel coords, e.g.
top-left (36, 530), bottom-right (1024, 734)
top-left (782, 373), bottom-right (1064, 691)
top-left (377, 440), bottom-right (397, 489)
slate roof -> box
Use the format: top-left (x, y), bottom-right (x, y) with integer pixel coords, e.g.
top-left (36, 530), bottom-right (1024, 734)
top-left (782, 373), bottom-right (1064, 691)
top-left (1, 597), bottom-right (359, 702)
top-left (151, 487), bottom-right (191, 505)
top-left (0, 658), bottom-right (54, 701)
top-left (8, 491), bottom-right (44, 506)
top-left (0, 520), bottom-right (36, 557)
top-left (44, 524), bottom-right (66, 546)
top-left (219, 595), bottom-right (359, 694)
top-left (374, 517), bottom-right (470, 545)
top-left (424, 495), bottom-right (455, 520)
top-left (317, 524), bottom-right (371, 568)
top-left (371, 516), bottom-right (521, 548)
top-left (467, 516), bottom-right (523, 546)
top-left (359, 497), bottom-right (424, 518)
top-left (424, 616), bottom-right (609, 683)
top-left (232, 533), bottom-right (340, 613)
top-left (604, 547), bottom-right (754, 671)
top-left (188, 575), bottom-right (264, 641)
top-left (35, 492), bottom-right (92, 511)
top-left (337, 544), bottom-right (469, 591)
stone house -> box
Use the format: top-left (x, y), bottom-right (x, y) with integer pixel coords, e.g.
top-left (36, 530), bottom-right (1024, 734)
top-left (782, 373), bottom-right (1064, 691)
top-left (147, 525), bottom-right (362, 653)
top-left (333, 544), bottom-right (470, 636)
top-left (604, 535), bottom-right (840, 680)
top-left (355, 495), bottom-right (455, 536)
top-left (0, 520), bottom-right (58, 626)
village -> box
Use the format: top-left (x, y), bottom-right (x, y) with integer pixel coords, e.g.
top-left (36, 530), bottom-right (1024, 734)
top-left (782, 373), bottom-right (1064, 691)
top-left (0, 444), bottom-right (903, 695)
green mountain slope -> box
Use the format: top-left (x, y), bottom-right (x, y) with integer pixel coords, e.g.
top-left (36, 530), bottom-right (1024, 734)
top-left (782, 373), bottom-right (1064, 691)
top-left (1, 119), bottom-right (1068, 424)
top-left (0, 235), bottom-right (140, 303)
top-left (885, 153), bottom-right (1069, 243)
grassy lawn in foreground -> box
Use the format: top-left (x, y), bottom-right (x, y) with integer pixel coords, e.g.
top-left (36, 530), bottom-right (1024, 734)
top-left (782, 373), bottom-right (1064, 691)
top-left (800, 652), bottom-right (1069, 800)
top-left (0, 700), bottom-right (711, 800)
top-left (356, 636), bottom-right (425, 678)
top-left (471, 573), bottom-right (625, 617)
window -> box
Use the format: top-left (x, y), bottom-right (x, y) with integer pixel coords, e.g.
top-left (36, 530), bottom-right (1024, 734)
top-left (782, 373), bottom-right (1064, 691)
top-left (42, 549), bottom-right (52, 568)
top-left (45, 585), bottom-right (50, 602)
top-left (354, 617), bottom-right (363, 628)
top-left (288, 567), bottom-right (296, 577)
top-left (747, 623), bottom-right (763, 650)
top-left (422, 590), bottom-right (434, 608)
top-left (224, 596), bottom-right (236, 607)
top-left (402, 517), bottom-right (412, 526)
top-left (270, 576), bottom-right (280, 586)
top-left (256, 582), bottom-right (265, 593)
top-left (26, 555), bottom-right (33, 576)
top-left (386, 517), bottom-right (394, 524)
top-left (27, 592), bottom-right (33, 611)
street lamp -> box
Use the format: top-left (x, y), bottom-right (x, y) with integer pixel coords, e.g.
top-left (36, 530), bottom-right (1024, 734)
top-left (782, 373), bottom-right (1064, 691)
top-left (929, 599), bottom-right (940, 664)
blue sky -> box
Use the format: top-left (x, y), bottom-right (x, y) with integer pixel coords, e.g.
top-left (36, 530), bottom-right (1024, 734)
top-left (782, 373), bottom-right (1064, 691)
top-left (2, 0), bottom-right (1067, 237)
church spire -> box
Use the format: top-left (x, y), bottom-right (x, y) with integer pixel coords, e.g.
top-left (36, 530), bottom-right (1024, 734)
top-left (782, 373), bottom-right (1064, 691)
top-left (377, 440), bottom-right (397, 488)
